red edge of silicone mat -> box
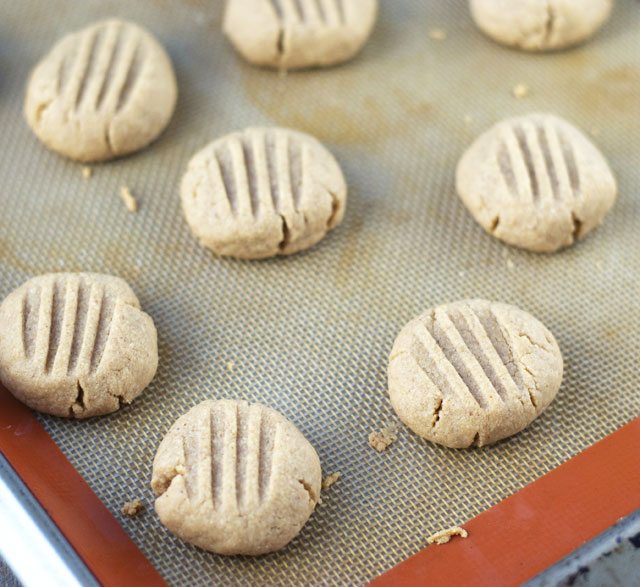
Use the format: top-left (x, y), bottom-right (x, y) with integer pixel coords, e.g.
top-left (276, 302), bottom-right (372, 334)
top-left (1, 380), bottom-right (639, 587)
top-left (0, 386), bottom-right (167, 587)
top-left (370, 416), bottom-right (640, 587)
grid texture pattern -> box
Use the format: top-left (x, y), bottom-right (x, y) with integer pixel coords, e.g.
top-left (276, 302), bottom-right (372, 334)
top-left (0, 1), bottom-right (638, 585)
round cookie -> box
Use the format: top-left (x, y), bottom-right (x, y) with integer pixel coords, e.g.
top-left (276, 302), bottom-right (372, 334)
top-left (456, 113), bottom-right (617, 253)
top-left (0, 273), bottom-right (158, 418)
top-left (223, 0), bottom-right (378, 70)
top-left (181, 127), bottom-right (347, 259)
top-left (470, 0), bottom-right (613, 52)
top-left (151, 399), bottom-right (322, 556)
top-left (388, 299), bottom-right (563, 448)
top-left (25, 19), bottom-right (177, 162)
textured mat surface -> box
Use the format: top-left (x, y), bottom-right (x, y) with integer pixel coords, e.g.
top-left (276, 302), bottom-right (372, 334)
top-left (0, 560), bottom-right (21, 587)
top-left (0, 1), bottom-right (638, 585)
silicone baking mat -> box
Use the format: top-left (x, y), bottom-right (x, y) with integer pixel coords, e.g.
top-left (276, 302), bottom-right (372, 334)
top-left (0, 0), bottom-right (638, 585)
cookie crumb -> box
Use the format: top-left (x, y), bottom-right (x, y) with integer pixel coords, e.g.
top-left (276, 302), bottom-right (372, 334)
top-left (512, 83), bottom-right (530, 99)
top-left (81, 166), bottom-right (93, 179)
top-left (506, 258), bottom-right (515, 271)
top-left (322, 472), bottom-right (341, 491)
top-left (119, 186), bottom-right (138, 213)
top-left (429, 28), bottom-right (447, 41)
top-left (427, 526), bottom-right (468, 545)
top-left (226, 360), bottom-right (235, 371)
top-left (122, 499), bottom-right (144, 517)
top-left (368, 425), bottom-right (398, 452)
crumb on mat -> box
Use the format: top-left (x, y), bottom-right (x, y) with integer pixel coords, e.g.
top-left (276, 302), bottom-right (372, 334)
top-left (427, 526), bottom-right (468, 545)
top-left (322, 472), bottom-right (341, 491)
top-left (119, 186), bottom-right (138, 213)
top-left (226, 360), bottom-right (235, 371)
top-left (429, 28), bottom-right (447, 41)
top-left (81, 166), bottom-right (93, 179)
top-left (512, 83), bottom-right (530, 99)
top-left (122, 499), bottom-right (144, 517)
top-left (368, 425), bottom-right (398, 452)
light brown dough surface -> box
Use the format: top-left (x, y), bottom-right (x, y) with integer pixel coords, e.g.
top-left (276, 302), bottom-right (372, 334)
top-left (368, 426), bottom-right (398, 452)
top-left (122, 499), bottom-right (144, 517)
top-left (25, 19), bottom-right (177, 162)
top-left (388, 300), bottom-right (563, 449)
top-left (151, 399), bottom-right (322, 556)
top-left (470, 0), bottom-right (613, 51)
top-left (427, 526), bottom-right (468, 545)
top-left (0, 273), bottom-right (158, 418)
top-left (456, 113), bottom-right (617, 253)
top-left (181, 127), bottom-right (347, 259)
top-left (223, 0), bottom-right (378, 70)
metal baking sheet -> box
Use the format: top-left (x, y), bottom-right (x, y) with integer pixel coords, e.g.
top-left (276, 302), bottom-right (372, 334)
top-left (0, 0), bottom-right (639, 584)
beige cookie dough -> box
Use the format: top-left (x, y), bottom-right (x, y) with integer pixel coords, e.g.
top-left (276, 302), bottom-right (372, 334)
top-left (427, 526), bottom-right (468, 545)
top-left (25, 19), bottom-right (177, 162)
top-left (122, 499), bottom-right (144, 517)
top-left (321, 472), bottom-right (340, 491)
top-left (368, 426), bottom-right (398, 452)
top-left (470, 0), bottom-right (613, 52)
top-left (151, 399), bottom-right (321, 556)
top-left (181, 127), bottom-right (347, 259)
top-left (223, 0), bottom-right (378, 70)
top-left (456, 113), bottom-right (617, 253)
top-left (0, 273), bottom-right (158, 418)
top-left (388, 300), bottom-right (563, 449)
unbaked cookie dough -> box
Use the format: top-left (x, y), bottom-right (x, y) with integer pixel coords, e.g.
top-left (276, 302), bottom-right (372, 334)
top-left (0, 273), bottom-right (158, 418)
top-left (388, 299), bottom-right (563, 448)
top-left (151, 399), bottom-right (322, 556)
top-left (456, 112), bottom-right (617, 253)
top-left (470, 0), bottom-right (613, 52)
top-left (223, 0), bottom-right (378, 70)
top-left (181, 127), bottom-right (347, 259)
top-left (25, 19), bottom-right (177, 162)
